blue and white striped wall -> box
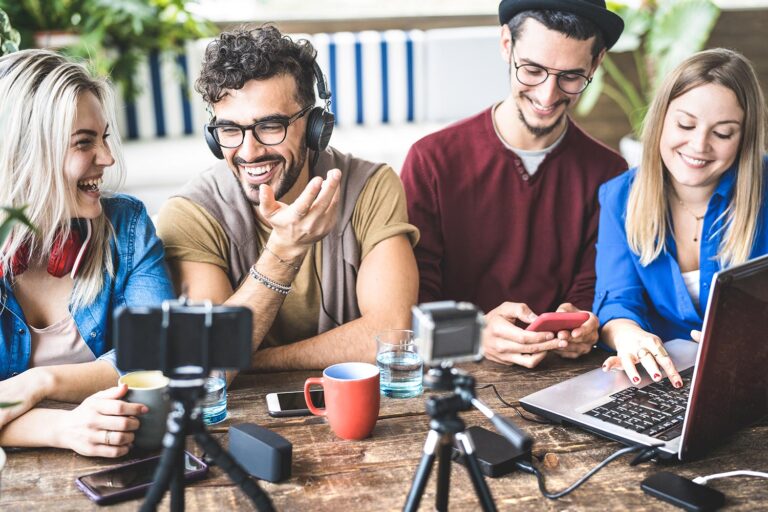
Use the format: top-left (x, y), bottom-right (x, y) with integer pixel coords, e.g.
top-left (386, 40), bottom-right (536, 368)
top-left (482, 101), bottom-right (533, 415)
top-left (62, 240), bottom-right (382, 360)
top-left (115, 26), bottom-right (505, 141)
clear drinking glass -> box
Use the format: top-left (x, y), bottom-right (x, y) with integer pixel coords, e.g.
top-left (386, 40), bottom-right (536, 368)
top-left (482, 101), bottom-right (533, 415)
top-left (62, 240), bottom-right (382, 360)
top-left (201, 369), bottom-right (227, 425)
top-left (375, 329), bottom-right (423, 398)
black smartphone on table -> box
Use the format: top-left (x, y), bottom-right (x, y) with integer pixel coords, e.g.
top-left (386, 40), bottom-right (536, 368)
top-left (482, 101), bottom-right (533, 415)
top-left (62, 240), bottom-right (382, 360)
top-left (75, 451), bottom-right (208, 505)
top-left (266, 389), bottom-right (325, 417)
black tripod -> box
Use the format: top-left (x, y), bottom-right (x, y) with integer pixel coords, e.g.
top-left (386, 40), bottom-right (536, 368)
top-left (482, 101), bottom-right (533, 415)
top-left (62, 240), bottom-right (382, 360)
top-left (404, 364), bottom-right (532, 512)
top-left (135, 299), bottom-right (274, 512)
top-left (138, 372), bottom-right (275, 512)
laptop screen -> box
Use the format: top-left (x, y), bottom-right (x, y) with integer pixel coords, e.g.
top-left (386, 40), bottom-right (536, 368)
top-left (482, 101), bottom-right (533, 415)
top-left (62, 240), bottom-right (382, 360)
top-left (681, 254), bottom-right (768, 460)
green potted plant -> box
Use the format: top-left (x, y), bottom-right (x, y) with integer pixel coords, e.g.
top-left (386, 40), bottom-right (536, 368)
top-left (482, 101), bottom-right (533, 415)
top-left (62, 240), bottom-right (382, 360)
top-left (0, 0), bottom-right (215, 100)
top-left (0, 7), bottom-right (20, 55)
top-left (576, 0), bottom-right (720, 165)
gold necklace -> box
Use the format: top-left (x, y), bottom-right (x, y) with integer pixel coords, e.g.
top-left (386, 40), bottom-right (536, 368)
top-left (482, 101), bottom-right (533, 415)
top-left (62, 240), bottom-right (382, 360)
top-left (675, 198), bottom-right (706, 243)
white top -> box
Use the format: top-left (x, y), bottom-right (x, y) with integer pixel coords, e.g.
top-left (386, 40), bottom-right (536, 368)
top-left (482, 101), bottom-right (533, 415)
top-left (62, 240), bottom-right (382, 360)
top-left (491, 103), bottom-right (567, 176)
top-left (681, 270), bottom-right (701, 309)
top-left (30, 314), bottom-right (95, 367)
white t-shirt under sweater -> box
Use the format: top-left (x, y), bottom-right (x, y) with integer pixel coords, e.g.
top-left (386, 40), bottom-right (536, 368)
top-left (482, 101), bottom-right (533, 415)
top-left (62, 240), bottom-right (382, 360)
top-left (491, 102), bottom-right (567, 175)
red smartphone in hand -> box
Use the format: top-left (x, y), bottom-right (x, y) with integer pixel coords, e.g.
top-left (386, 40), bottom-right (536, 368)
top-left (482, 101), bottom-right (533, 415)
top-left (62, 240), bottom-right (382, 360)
top-left (525, 312), bottom-right (590, 332)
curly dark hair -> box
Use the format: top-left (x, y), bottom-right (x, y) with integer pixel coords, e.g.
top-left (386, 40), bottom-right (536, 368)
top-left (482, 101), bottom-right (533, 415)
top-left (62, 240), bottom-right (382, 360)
top-left (508, 10), bottom-right (605, 60)
top-left (196, 25), bottom-right (317, 106)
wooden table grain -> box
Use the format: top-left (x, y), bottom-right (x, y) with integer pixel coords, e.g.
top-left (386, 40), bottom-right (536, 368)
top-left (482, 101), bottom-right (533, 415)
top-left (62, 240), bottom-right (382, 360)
top-left (1, 351), bottom-right (766, 511)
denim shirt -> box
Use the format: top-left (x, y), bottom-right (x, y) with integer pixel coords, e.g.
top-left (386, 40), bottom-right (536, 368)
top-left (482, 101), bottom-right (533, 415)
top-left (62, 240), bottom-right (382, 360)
top-left (0, 195), bottom-right (175, 380)
top-left (594, 156), bottom-right (768, 342)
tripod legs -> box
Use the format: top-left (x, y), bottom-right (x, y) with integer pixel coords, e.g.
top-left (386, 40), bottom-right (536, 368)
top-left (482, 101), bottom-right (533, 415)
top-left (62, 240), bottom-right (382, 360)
top-left (404, 429), bottom-right (497, 512)
top-left (455, 432), bottom-right (496, 511)
top-left (435, 436), bottom-right (453, 511)
top-left (140, 394), bottom-right (275, 512)
top-left (194, 429), bottom-right (275, 511)
top-left (404, 431), bottom-right (440, 511)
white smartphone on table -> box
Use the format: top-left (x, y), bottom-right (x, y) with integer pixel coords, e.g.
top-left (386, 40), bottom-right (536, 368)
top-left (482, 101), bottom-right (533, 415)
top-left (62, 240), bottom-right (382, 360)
top-left (266, 389), bottom-right (325, 417)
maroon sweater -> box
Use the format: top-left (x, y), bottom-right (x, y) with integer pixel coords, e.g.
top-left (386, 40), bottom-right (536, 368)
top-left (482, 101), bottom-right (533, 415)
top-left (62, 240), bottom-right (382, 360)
top-left (401, 108), bottom-right (627, 315)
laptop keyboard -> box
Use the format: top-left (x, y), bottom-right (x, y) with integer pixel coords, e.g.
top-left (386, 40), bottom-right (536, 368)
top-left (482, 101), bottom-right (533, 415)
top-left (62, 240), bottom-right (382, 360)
top-left (584, 368), bottom-right (694, 441)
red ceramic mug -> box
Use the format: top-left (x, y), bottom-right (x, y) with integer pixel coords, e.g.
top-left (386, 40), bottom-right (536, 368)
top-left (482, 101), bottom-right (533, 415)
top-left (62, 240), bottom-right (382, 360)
top-left (304, 362), bottom-right (380, 440)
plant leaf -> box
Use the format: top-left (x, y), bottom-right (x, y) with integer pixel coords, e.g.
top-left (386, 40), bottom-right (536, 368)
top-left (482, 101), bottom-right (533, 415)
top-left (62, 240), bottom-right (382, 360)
top-left (647, 0), bottom-right (720, 92)
top-left (576, 66), bottom-right (604, 116)
top-left (0, 205), bottom-right (36, 246)
top-left (607, 2), bottom-right (652, 53)
top-left (0, 401), bottom-right (21, 408)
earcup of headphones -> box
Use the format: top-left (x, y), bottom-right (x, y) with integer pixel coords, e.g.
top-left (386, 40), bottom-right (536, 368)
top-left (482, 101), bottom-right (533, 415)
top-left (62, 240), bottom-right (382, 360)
top-left (204, 124), bottom-right (224, 159)
top-left (306, 107), bottom-right (335, 152)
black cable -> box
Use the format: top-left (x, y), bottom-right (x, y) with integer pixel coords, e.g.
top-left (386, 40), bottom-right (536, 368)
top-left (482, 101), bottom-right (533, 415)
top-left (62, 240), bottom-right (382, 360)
top-left (311, 244), bottom-right (341, 327)
top-left (514, 444), bottom-right (651, 500)
top-left (476, 383), bottom-right (554, 425)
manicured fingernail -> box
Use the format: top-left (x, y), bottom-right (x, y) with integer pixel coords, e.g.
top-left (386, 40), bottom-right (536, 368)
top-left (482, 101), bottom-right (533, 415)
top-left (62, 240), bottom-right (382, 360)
top-left (602, 364), bottom-right (608, 372)
top-left (675, 379), bottom-right (683, 388)
top-left (632, 376), bottom-right (640, 384)
top-left (653, 373), bottom-right (661, 380)
top-left (546, 333), bottom-right (555, 340)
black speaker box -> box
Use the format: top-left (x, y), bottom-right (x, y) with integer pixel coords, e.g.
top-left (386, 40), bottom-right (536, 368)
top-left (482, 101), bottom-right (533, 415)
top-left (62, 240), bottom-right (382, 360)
top-left (229, 423), bottom-right (292, 482)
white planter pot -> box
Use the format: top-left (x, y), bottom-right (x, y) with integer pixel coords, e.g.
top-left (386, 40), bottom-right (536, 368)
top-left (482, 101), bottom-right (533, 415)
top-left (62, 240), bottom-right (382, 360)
top-left (619, 134), bottom-right (643, 169)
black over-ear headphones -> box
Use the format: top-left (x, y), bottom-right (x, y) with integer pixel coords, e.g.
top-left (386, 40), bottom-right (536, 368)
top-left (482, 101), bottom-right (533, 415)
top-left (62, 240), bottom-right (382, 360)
top-left (204, 62), bottom-right (335, 160)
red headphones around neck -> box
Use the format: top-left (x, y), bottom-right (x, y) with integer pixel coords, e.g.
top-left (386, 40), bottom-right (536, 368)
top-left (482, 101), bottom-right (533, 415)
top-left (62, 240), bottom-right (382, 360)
top-left (0, 218), bottom-right (92, 279)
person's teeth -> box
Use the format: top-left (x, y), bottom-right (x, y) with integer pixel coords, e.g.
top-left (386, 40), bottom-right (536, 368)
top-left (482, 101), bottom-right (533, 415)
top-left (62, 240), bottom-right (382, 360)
top-left (77, 177), bottom-right (103, 190)
top-left (681, 154), bottom-right (707, 166)
top-left (246, 163), bottom-right (274, 177)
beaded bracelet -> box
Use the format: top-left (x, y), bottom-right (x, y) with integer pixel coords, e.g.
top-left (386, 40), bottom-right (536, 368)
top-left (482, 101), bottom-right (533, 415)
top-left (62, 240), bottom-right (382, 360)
top-left (262, 245), bottom-right (301, 271)
top-left (249, 265), bottom-right (291, 296)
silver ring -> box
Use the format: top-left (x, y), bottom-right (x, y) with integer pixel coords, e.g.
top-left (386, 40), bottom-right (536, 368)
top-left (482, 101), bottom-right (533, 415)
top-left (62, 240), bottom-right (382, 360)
top-left (636, 348), bottom-right (651, 359)
top-left (105, 430), bottom-right (112, 446)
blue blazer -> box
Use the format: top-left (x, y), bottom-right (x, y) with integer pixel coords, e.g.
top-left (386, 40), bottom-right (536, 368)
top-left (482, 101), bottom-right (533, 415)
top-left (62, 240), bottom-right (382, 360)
top-left (594, 157), bottom-right (768, 341)
top-left (0, 195), bottom-right (175, 380)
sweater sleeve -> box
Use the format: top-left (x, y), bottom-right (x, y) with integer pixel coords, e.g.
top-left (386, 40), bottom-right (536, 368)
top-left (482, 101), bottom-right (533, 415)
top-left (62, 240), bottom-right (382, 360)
top-left (593, 181), bottom-right (651, 331)
top-left (400, 142), bottom-right (443, 303)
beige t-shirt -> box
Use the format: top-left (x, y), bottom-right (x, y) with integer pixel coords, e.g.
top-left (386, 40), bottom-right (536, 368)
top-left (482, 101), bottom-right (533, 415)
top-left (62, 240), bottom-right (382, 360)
top-left (30, 314), bottom-right (95, 367)
top-left (157, 165), bottom-right (418, 348)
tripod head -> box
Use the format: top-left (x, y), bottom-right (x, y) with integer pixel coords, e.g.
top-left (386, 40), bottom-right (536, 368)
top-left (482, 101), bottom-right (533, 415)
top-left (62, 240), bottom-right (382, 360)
top-left (423, 362), bottom-right (532, 451)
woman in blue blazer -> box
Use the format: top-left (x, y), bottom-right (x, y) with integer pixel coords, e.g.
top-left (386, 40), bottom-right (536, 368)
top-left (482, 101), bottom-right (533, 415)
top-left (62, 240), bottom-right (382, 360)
top-left (594, 49), bottom-right (768, 387)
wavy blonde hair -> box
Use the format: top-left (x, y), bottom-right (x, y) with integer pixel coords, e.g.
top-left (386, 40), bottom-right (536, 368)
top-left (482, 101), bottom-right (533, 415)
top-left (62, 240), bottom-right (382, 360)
top-left (0, 49), bottom-right (125, 309)
top-left (627, 48), bottom-right (767, 268)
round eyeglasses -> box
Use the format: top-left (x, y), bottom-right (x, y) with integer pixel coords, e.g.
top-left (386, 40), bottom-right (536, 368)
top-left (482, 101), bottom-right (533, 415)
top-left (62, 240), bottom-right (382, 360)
top-left (511, 48), bottom-right (592, 95)
top-left (207, 105), bottom-right (313, 148)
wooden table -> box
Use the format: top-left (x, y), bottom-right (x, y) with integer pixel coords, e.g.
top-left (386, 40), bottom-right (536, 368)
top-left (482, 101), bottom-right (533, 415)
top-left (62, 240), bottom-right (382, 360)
top-left (1, 351), bottom-right (766, 511)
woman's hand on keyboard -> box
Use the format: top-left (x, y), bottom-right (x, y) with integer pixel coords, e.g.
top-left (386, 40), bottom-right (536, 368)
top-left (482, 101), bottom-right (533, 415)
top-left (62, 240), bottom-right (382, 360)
top-left (600, 319), bottom-right (683, 388)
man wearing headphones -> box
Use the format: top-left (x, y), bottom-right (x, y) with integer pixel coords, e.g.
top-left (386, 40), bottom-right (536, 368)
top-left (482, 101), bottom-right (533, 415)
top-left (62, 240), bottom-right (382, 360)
top-left (156, 26), bottom-right (418, 370)
top-left (401, 0), bottom-right (628, 368)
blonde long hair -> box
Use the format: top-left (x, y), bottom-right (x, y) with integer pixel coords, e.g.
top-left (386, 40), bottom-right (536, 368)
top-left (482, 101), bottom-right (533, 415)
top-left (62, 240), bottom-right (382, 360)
top-left (626, 48), bottom-right (767, 268)
top-left (0, 49), bottom-right (125, 309)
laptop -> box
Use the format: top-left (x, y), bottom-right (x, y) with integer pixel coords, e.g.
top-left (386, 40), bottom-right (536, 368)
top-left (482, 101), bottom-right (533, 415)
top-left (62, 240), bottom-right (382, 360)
top-left (520, 253), bottom-right (768, 461)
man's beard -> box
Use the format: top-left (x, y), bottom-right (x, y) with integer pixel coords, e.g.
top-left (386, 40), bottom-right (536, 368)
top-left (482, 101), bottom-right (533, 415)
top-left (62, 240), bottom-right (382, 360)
top-left (242, 138), bottom-right (308, 206)
top-left (517, 97), bottom-right (569, 138)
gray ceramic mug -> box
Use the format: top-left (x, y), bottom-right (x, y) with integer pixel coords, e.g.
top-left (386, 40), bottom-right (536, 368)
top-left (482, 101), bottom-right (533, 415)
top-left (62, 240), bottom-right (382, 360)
top-left (118, 371), bottom-right (170, 450)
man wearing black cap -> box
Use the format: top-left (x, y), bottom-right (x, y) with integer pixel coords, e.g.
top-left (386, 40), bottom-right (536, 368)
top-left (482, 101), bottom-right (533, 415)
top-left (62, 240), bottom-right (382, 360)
top-left (401, 1), bottom-right (628, 368)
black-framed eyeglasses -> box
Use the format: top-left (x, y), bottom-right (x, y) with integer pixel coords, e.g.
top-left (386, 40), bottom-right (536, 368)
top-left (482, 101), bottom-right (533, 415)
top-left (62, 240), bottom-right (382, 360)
top-left (207, 105), bottom-right (313, 148)
top-left (510, 47), bottom-right (592, 95)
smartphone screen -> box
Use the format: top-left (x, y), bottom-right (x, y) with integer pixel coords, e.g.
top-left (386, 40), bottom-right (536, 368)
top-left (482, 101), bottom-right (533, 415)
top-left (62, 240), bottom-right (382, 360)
top-left (76, 452), bottom-right (207, 504)
top-left (279, 390), bottom-right (324, 410)
top-left (267, 389), bottom-right (325, 416)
